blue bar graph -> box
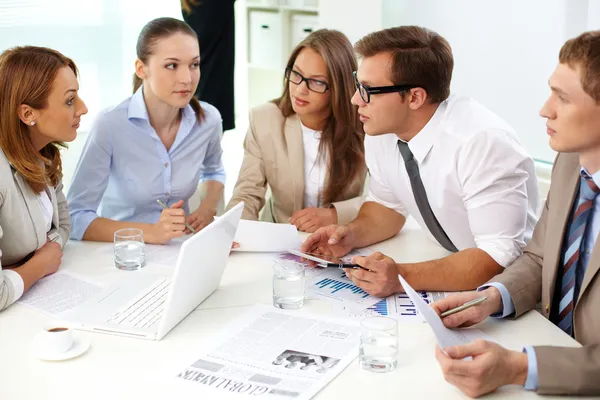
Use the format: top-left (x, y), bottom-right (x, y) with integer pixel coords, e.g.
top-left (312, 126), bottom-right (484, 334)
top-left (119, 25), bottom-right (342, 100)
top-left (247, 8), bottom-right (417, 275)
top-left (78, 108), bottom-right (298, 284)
top-left (367, 299), bottom-right (389, 316)
top-left (314, 278), bottom-right (370, 299)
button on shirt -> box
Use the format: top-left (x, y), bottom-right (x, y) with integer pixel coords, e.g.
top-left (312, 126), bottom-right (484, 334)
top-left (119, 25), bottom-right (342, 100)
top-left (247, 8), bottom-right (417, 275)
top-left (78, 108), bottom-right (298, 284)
top-left (67, 87), bottom-right (226, 240)
top-left (365, 95), bottom-right (540, 267)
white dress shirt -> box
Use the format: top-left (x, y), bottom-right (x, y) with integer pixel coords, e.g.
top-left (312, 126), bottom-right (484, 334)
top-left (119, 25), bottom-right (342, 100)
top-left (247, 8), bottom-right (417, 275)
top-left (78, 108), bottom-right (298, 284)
top-left (365, 94), bottom-right (540, 267)
top-left (301, 122), bottom-right (326, 208)
top-left (38, 190), bottom-right (53, 233)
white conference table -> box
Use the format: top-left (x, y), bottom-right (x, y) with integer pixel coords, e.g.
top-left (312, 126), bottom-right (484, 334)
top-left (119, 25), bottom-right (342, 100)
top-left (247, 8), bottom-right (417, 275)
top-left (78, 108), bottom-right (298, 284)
top-left (0, 218), bottom-right (592, 400)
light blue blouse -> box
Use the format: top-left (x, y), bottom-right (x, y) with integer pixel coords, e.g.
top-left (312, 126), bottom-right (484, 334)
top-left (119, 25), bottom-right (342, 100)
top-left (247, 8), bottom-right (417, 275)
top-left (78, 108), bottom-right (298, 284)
top-left (67, 87), bottom-right (226, 240)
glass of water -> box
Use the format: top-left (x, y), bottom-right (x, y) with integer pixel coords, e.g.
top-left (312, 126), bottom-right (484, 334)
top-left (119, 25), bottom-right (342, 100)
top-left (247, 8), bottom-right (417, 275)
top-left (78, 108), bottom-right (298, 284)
top-left (114, 228), bottom-right (147, 271)
top-left (272, 260), bottom-right (305, 310)
top-left (359, 316), bottom-right (398, 373)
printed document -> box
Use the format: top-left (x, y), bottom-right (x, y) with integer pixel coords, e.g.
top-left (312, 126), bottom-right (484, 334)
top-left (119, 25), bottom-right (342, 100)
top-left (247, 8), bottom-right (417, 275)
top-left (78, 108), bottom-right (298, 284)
top-left (175, 306), bottom-right (360, 399)
top-left (17, 272), bottom-right (102, 316)
top-left (398, 274), bottom-right (493, 348)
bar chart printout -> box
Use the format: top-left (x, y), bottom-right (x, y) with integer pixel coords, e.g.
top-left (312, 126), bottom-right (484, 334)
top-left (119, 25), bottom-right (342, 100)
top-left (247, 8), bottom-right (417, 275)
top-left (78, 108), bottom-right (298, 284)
top-left (306, 269), bottom-right (381, 310)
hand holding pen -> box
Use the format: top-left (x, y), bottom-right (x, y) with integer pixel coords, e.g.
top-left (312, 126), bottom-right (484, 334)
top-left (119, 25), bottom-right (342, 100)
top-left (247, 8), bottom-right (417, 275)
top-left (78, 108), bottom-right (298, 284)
top-left (152, 199), bottom-right (189, 244)
top-left (156, 199), bottom-right (197, 234)
top-left (431, 287), bottom-right (504, 328)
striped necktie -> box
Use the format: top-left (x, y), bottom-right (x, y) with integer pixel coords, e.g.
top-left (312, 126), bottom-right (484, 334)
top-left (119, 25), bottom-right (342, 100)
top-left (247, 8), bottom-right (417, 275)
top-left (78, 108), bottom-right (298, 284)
top-left (557, 170), bottom-right (599, 336)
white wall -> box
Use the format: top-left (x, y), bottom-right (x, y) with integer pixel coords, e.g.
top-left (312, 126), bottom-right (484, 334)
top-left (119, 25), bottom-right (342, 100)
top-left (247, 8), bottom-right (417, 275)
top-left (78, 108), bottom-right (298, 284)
top-left (319, 0), bottom-right (383, 44)
top-left (381, 0), bottom-right (597, 163)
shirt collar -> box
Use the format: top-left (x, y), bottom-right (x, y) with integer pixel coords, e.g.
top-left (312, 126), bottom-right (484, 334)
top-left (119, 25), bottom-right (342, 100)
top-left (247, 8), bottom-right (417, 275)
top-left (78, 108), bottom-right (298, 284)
top-left (581, 166), bottom-right (600, 189)
top-left (128, 85), bottom-right (196, 125)
top-left (406, 98), bottom-right (448, 164)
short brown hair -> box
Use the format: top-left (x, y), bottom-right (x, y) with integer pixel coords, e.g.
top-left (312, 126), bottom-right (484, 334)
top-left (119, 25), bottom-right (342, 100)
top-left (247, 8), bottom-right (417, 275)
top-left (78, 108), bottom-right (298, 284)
top-left (355, 26), bottom-right (453, 103)
top-left (559, 30), bottom-right (600, 103)
top-left (0, 46), bottom-right (77, 193)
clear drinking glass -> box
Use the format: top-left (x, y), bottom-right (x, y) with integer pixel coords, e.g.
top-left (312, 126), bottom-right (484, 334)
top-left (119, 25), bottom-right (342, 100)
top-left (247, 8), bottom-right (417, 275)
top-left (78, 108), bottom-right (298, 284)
top-left (272, 260), bottom-right (306, 310)
top-left (114, 228), bottom-right (146, 271)
top-left (359, 316), bottom-right (398, 373)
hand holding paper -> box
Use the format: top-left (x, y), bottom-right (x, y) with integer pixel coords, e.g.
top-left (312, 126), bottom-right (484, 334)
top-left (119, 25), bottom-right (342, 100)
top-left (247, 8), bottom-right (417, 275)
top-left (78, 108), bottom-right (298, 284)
top-left (397, 274), bottom-right (493, 349)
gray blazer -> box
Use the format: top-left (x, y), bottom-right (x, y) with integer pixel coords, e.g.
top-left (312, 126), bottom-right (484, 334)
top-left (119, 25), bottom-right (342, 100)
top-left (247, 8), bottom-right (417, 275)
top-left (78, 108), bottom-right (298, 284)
top-left (0, 150), bottom-right (70, 310)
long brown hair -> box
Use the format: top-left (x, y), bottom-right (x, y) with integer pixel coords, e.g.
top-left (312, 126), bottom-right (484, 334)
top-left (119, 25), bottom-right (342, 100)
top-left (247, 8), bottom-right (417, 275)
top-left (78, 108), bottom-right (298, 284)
top-left (275, 29), bottom-right (365, 205)
top-left (133, 17), bottom-right (204, 121)
top-left (0, 46), bottom-right (76, 193)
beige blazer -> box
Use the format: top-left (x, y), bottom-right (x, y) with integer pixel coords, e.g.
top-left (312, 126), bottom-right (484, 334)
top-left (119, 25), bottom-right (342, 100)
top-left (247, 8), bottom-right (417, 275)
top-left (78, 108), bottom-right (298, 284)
top-left (226, 102), bottom-right (365, 225)
top-left (0, 149), bottom-right (70, 310)
top-left (490, 152), bottom-right (600, 395)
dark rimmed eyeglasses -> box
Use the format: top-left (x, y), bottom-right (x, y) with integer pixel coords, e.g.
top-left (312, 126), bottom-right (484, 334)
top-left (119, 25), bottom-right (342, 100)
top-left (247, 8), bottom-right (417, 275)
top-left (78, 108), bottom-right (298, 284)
top-left (353, 71), bottom-right (422, 103)
top-left (285, 68), bottom-right (330, 94)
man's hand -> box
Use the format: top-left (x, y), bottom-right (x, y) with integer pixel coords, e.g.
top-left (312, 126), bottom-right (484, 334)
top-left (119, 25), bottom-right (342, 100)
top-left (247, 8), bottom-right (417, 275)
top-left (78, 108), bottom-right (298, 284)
top-left (290, 207), bottom-right (337, 233)
top-left (430, 287), bottom-right (503, 328)
top-left (345, 252), bottom-right (402, 297)
top-left (435, 340), bottom-right (528, 398)
top-left (301, 225), bottom-right (355, 258)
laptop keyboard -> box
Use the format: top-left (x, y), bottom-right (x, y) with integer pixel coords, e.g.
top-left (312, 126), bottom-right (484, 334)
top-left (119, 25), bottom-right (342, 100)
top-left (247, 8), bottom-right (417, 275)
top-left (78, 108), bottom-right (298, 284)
top-left (106, 278), bottom-right (171, 329)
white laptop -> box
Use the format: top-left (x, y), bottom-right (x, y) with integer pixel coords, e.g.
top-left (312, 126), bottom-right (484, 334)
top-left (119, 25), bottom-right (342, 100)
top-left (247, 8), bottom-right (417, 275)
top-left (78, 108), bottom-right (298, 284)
top-left (65, 202), bottom-right (244, 340)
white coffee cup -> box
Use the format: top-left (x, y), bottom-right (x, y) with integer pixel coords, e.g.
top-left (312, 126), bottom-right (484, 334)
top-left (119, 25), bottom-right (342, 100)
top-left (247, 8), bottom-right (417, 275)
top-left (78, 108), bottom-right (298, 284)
top-left (35, 326), bottom-right (74, 354)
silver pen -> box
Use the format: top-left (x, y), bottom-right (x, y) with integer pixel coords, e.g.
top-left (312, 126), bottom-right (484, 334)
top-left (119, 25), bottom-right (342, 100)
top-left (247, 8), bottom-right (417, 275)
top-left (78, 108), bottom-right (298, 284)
top-left (156, 199), bottom-right (196, 234)
top-left (440, 296), bottom-right (487, 317)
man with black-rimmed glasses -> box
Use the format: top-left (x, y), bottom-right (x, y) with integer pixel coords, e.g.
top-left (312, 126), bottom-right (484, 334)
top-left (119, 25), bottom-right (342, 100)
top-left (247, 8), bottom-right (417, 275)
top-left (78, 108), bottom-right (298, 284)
top-left (302, 26), bottom-right (540, 296)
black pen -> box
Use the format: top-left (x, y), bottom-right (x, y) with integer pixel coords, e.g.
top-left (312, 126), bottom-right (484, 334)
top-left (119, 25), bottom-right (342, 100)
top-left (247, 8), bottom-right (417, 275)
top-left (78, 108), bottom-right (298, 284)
top-left (318, 263), bottom-right (368, 270)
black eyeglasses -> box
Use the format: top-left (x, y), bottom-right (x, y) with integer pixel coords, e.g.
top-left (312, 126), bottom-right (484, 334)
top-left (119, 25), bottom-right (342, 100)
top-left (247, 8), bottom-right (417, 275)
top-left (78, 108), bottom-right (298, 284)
top-left (353, 71), bottom-right (422, 103)
top-left (285, 68), bottom-right (329, 94)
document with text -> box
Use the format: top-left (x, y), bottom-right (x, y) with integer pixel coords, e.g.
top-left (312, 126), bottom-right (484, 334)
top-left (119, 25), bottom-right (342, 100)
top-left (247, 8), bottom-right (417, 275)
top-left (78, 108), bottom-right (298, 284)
top-left (398, 274), bottom-right (493, 348)
top-left (175, 306), bottom-right (360, 400)
top-left (17, 272), bottom-right (102, 317)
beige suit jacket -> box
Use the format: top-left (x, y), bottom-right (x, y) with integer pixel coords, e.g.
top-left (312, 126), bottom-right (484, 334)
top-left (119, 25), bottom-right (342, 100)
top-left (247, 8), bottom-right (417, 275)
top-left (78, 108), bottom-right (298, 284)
top-left (226, 102), bottom-right (365, 225)
top-left (0, 150), bottom-right (70, 310)
top-left (489, 152), bottom-right (600, 395)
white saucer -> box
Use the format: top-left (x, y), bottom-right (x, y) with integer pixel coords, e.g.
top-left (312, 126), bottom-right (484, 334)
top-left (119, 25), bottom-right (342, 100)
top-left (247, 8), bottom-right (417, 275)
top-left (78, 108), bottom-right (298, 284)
top-left (34, 334), bottom-right (90, 361)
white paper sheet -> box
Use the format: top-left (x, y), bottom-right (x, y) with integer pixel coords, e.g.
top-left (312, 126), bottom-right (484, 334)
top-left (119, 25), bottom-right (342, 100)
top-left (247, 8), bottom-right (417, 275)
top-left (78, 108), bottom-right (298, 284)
top-left (232, 220), bottom-right (302, 252)
top-left (174, 305), bottom-right (360, 400)
top-left (343, 291), bottom-right (453, 322)
top-left (397, 274), bottom-right (493, 348)
top-left (17, 272), bottom-right (102, 317)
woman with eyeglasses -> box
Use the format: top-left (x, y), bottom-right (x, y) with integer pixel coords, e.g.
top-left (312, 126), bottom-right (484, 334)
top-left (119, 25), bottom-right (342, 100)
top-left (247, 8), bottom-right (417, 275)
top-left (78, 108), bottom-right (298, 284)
top-left (226, 29), bottom-right (366, 232)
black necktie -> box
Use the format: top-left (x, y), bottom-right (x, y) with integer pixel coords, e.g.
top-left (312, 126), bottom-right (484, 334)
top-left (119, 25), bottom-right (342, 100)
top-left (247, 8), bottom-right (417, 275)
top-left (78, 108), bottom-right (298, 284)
top-left (397, 140), bottom-right (458, 252)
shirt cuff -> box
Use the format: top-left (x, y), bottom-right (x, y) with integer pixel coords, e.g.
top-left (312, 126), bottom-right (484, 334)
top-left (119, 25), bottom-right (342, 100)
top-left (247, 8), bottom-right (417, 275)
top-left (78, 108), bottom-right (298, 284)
top-left (200, 170), bottom-right (226, 185)
top-left (3, 269), bottom-right (25, 302)
top-left (477, 282), bottom-right (515, 318)
top-left (522, 346), bottom-right (539, 391)
top-left (70, 211), bottom-right (99, 241)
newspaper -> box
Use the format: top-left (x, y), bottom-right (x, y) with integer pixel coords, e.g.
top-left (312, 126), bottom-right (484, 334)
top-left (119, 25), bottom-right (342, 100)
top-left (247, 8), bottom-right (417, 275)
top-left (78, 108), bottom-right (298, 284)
top-left (175, 306), bottom-right (360, 399)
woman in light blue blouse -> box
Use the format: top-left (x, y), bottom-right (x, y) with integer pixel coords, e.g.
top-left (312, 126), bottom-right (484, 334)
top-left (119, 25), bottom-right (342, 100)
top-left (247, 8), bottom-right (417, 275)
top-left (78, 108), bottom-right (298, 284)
top-left (68, 17), bottom-right (225, 244)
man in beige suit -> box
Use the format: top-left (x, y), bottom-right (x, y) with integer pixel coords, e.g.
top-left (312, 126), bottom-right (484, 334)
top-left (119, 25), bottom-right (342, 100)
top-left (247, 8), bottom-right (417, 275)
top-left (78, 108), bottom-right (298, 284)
top-left (432, 31), bottom-right (600, 397)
